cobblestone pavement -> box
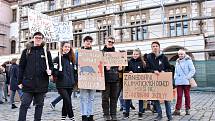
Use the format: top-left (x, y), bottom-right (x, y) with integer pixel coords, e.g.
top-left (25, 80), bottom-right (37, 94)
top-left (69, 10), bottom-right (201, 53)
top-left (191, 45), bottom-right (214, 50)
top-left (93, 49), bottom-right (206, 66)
top-left (0, 91), bottom-right (215, 121)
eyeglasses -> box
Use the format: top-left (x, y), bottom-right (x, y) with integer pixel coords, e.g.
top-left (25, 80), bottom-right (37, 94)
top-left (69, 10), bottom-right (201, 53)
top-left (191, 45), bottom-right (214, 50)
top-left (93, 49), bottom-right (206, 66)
top-left (108, 41), bottom-right (114, 44)
top-left (34, 36), bottom-right (43, 40)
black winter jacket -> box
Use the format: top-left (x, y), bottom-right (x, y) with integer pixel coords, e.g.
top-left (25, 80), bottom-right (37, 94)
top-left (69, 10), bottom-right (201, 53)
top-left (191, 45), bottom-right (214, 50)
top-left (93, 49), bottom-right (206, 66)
top-left (102, 46), bottom-right (119, 83)
top-left (125, 58), bottom-right (146, 73)
top-left (53, 54), bottom-right (75, 89)
top-left (9, 64), bottom-right (19, 90)
top-left (18, 45), bottom-right (53, 93)
top-left (145, 53), bottom-right (171, 72)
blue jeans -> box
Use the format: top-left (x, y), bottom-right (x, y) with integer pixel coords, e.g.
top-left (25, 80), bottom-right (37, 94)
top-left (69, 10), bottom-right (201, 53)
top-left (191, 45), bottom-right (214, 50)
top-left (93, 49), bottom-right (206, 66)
top-left (10, 89), bottom-right (23, 104)
top-left (154, 100), bottom-right (172, 119)
top-left (119, 91), bottom-right (125, 109)
top-left (51, 96), bottom-right (62, 106)
top-left (125, 100), bottom-right (144, 113)
top-left (80, 89), bottom-right (96, 116)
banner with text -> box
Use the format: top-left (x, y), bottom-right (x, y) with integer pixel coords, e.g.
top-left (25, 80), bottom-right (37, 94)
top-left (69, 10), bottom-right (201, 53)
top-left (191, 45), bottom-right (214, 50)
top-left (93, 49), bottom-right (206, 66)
top-left (28, 8), bottom-right (55, 41)
top-left (103, 52), bottom-right (128, 66)
top-left (78, 49), bottom-right (105, 90)
top-left (28, 9), bottom-right (73, 42)
top-left (123, 72), bottom-right (173, 100)
top-left (53, 21), bottom-right (73, 41)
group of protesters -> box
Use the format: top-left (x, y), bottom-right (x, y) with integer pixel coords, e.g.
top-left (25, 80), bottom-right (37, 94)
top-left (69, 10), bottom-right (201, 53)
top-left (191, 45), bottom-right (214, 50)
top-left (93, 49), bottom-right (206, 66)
top-left (0, 31), bottom-right (196, 121)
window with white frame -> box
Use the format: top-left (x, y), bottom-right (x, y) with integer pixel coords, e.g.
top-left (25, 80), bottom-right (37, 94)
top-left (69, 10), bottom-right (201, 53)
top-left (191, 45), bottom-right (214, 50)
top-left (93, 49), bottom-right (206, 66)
top-left (168, 7), bottom-right (189, 37)
top-left (130, 14), bottom-right (148, 41)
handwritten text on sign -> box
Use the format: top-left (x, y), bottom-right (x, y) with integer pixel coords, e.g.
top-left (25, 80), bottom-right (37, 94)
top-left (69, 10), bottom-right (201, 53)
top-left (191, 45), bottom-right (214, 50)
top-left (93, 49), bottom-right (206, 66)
top-left (28, 8), bottom-right (55, 41)
top-left (123, 72), bottom-right (173, 100)
top-left (78, 49), bottom-right (105, 90)
top-left (103, 52), bottom-right (128, 66)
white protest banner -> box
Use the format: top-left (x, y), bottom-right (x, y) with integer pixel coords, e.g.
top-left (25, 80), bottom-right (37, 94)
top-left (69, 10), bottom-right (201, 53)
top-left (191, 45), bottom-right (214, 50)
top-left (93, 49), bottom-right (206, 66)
top-left (28, 8), bottom-right (55, 41)
top-left (53, 21), bottom-right (73, 41)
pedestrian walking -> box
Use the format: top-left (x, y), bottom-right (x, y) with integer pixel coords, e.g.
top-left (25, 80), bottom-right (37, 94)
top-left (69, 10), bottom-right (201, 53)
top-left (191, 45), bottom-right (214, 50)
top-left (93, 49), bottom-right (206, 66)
top-left (17, 32), bottom-right (53, 121)
top-left (0, 66), bottom-right (5, 104)
top-left (9, 58), bottom-right (23, 109)
top-left (52, 41), bottom-right (76, 120)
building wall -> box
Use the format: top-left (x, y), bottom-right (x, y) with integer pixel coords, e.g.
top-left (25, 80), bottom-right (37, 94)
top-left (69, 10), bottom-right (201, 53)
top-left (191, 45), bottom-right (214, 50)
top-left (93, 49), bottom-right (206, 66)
top-left (0, 0), bottom-right (12, 55)
top-left (6, 0), bottom-right (215, 59)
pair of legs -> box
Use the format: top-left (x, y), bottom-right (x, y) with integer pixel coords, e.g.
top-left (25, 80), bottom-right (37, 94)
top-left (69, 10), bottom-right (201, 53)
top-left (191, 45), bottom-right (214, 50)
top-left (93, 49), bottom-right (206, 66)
top-left (18, 92), bottom-right (45, 121)
top-left (58, 88), bottom-right (74, 120)
top-left (174, 85), bottom-right (191, 115)
top-left (154, 100), bottom-right (172, 120)
top-left (80, 89), bottom-right (96, 121)
top-left (10, 89), bottom-right (23, 108)
top-left (102, 82), bottom-right (119, 120)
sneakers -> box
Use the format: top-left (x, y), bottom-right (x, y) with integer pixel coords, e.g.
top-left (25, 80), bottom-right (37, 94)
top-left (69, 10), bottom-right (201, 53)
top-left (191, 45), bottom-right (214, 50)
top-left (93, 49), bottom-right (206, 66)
top-left (138, 112), bottom-right (143, 120)
top-left (70, 117), bottom-right (75, 121)
top-left (103, 115), bottom-right (111, 121)
top-left (111, 115), bottom-right (117, 121)
top-left (123, 113), bottom-right (129, 120)
top-left (88, 115), bottom-right (95, 121)
top-left (0, 101), bottom-right (4, 104)
top-left (50, 102), bottom-right (55, 110)
top-left (186, 109), bottom-right (190, 115)
top-left (130, 105), bottom-right (135, 110)
top-left (173, 110), bottom-right (180, 115)
top-left (12, 104), bottom-right (18, 109)
top-left (154, 115), bottom-right (162, 121)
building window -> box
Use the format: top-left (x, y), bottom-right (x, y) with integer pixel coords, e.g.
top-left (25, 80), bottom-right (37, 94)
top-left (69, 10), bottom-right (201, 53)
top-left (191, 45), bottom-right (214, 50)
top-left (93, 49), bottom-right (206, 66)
top-left (11, 40), bottom-right (16, 54)
top-left (97, 19), bottom-right (112, 44)
top-left (130, 20), bottom-right (147, 41)
top-left (72, 0), bottom-right (80, 5)
top-left (168, 7), bottom-right (189, 37)
top-left (49, 0), bottom-right (55, 10)
top-left (73, 23), bottom-right (83, 47)
top-left (12, 9), bottom-right (17, 22)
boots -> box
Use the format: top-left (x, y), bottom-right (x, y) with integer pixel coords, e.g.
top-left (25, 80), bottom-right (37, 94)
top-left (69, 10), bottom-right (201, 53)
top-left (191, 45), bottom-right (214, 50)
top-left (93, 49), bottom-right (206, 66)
top-left (82, 115), bottom-right (88, 121)
top-left (88, 115), bottom-right (94, 121)
top-left (12, 104), bottom-right (18, 109)
top-left (173, 109), bottom-right (180, 115)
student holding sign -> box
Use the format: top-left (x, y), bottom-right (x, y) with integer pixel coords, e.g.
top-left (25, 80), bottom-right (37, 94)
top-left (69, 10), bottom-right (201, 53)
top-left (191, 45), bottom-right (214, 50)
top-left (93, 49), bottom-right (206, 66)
top-left (173, 49), bottom-right (195, 116)
top-left (52, 41), bottom-right (76, 121)
top-left (79, 36), bottom-right (96, 121)
top-left (102, 37), bottom-right (121, 121)
top-left (145, 41), bottom-right (173, 121)
top-left (123, 49), bottom-right (147, 119)
top-left (18, 32), bottom-right (53, 121)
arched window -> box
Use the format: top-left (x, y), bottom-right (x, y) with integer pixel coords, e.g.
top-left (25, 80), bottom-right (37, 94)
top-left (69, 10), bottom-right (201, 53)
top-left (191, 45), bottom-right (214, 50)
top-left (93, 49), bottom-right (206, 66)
top-left (11, 40), bottom-right (16, 54)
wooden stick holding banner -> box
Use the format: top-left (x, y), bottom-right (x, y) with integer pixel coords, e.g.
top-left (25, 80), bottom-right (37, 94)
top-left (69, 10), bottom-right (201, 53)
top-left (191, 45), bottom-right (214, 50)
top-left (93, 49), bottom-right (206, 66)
top-left (58, 42), bottom-right (63, 71)
top-left (43, 44), bottom-right (51, 75)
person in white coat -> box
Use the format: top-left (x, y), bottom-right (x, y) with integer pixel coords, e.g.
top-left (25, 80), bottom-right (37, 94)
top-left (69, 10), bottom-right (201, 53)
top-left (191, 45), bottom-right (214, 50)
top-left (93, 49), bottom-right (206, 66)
top-left (173, 49), bottom-right (196, 115)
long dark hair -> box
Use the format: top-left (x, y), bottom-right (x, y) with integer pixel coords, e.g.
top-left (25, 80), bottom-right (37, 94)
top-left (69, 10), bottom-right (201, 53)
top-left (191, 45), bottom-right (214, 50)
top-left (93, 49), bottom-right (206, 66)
top-left (61, 41), bottom-right (76, 64)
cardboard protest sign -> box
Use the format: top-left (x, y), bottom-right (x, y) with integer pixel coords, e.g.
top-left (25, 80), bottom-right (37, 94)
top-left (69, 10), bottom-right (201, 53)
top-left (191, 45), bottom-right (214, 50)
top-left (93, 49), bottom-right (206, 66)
top-left (28, 8), bottom-right (55, 41)
top-left (28, 9), bottom-right (73, 42)
top-left (103, 52), bottom-right (128, 66)
top-left (123, 72), bottom-right (173, 100)
top-left (78, 49), bottom-right (105, 90)
top-left (53, 21), bottom-right (73, 41)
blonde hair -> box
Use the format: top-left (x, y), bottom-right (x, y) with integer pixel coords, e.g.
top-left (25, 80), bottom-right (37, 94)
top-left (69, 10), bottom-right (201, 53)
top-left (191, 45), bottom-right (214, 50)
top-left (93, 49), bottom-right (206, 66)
top-left (133, 49), bottom-right (146, 66)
